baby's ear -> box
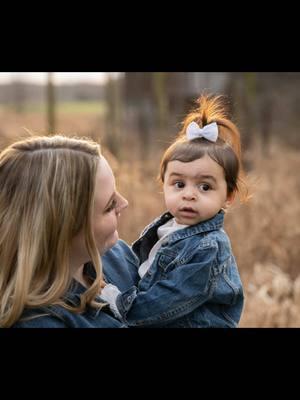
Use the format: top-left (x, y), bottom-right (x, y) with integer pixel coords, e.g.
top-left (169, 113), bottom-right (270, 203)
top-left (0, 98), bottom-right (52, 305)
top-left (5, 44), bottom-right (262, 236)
top-left (224, 192), bottom-right (236, 210)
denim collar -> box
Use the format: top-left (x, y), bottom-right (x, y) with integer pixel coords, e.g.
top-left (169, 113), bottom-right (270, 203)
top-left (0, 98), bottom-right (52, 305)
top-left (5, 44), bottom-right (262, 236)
top-left (64, 280), bottom-right (86, 306)
top-left (157, 210), bottom-right (225, 245)
top-left (64, 265), bottom-right (100, 306)
top-left (63, 277), bottom-right (114, 319)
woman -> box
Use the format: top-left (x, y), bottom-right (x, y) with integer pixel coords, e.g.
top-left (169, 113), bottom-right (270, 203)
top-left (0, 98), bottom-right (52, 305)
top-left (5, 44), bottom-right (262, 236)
top-left (0, 134), bottom-right (136, 328)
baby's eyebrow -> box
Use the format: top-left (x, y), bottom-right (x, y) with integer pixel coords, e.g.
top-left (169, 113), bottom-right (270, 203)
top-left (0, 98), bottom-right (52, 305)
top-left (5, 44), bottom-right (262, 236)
top-left (169, 172), bottom-right (217, 183)
top-left (195, 175), bottom-right (217, 183)
top-left (169, 172), bottom-right (184, 177)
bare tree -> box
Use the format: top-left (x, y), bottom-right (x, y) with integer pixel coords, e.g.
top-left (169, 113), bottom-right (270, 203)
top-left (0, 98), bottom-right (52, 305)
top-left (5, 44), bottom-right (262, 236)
top-left (11, 78), bottom-right (26, 114)
top-left (152, 72), bottom-right (169, 136)
top-left (46, 73), bottom-right (55, 134)
top-left (105, 74), bottom-right (123, 157)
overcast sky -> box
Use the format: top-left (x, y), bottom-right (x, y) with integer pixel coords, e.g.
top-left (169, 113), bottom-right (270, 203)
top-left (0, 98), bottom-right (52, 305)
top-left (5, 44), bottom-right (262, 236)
top-left (0, 73), bottom-right (120, 85)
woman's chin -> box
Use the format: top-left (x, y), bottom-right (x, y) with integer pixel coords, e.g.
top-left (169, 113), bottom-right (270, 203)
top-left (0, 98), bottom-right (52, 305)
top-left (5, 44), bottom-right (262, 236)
top-left (101, 231), bottom-right (119, 254)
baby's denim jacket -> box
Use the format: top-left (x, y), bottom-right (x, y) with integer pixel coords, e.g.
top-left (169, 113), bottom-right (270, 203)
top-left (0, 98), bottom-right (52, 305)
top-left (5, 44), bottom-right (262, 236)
top-left (104, 211), bottom-right (244, 328)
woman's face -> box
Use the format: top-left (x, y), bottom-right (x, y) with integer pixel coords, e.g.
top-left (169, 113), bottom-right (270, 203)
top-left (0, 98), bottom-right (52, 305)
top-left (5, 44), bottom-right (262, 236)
top-left (71, 156), bottom-right (128, 263)
top-left (92, 156), bottom-right (128, 253)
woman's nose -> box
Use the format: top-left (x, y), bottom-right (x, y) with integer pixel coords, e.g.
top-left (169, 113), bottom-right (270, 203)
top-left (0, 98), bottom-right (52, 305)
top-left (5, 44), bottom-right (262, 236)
top-left (117, 193), bottom-right (129, 212)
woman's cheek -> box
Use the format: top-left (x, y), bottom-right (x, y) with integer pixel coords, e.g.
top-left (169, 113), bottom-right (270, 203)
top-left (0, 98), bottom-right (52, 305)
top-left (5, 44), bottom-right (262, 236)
top-left (94, 214), bottom-right (118, 253)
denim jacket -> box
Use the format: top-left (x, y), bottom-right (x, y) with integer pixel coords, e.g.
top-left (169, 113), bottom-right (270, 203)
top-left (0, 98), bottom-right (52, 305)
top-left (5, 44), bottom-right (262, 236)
top-left (12, 266), bottom-right (125, 328)
top-left (103, 211), bottom-right (244, 328)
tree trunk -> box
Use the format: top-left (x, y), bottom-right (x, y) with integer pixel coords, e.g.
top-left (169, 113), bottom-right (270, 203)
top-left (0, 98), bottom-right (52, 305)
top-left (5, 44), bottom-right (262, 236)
top-left (11, 80), bottom-right (26, 114)
top-left (152, 72), bottom-right (169, 136)
top-left (105, 75), bottom-right (122, 157)
top-left (47, 73), bottom-right (55, 135)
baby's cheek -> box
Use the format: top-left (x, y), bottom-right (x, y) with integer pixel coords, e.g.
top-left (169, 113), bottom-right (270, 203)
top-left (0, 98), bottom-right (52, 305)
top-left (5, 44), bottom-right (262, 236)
top-left (165, 194), bottom-right (176, 208)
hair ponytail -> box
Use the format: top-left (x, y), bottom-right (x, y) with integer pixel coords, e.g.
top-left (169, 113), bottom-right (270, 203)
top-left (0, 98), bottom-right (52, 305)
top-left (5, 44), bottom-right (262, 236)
top-left (179, 94), bottom-right (242, 163)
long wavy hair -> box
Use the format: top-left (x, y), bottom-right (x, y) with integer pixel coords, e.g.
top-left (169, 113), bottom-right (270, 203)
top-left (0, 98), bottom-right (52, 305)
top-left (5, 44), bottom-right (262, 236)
top-left (0, 135), bottom-right (105, 327)
top-left (159, 93), bottom-right (248, 200)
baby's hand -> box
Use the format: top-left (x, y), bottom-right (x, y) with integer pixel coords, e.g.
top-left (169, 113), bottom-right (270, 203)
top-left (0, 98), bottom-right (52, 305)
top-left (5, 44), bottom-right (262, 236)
top-left (100, 279), bottom-right (107, 288)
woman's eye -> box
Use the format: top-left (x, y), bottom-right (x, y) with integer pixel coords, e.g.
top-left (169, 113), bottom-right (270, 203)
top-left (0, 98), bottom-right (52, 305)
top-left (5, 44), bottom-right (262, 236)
top-left (174, 181), bottom-right (185, 189)
top-left (106, 199), bottom-right (117, 212)
top-left (199, 183), bottom-right (210, 191)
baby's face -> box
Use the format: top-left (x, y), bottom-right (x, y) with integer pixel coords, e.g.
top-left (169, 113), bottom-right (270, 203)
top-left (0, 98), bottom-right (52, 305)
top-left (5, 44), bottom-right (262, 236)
top-left (163, 154), bottom-right (232, 225)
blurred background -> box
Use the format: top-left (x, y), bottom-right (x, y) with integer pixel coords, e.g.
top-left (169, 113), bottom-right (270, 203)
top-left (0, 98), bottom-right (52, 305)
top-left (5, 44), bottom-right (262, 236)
top-left (0, 72), bottom-right (299, 327)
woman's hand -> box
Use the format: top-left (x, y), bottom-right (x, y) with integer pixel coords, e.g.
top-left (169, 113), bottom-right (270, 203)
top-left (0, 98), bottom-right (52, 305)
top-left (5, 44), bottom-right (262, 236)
top-left (100, 279), bottom-right (107, 288)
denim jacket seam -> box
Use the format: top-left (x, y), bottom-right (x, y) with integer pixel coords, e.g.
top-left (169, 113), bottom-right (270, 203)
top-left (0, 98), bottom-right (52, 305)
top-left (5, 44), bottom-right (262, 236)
top-left (176, 239), bottom-right (218, 267)
top-left (117, 287), bottom-right (138, 317)
top-left (127, 293), bottom-right (214, 327)
top-left (222, 270), bottom-right (240, 301)
top-left (124, 254), bottom-right (139, 268)
top-left (221, 310), bottom-right (238, 327)
top-left (38, 306), bottom-right (69, 324)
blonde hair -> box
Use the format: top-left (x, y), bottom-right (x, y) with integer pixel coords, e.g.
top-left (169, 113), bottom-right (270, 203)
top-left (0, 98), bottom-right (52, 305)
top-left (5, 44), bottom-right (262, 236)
top-left (159, 93), bottom-right (248, 200)
top-left (0, 135), bottom-right (105, 327)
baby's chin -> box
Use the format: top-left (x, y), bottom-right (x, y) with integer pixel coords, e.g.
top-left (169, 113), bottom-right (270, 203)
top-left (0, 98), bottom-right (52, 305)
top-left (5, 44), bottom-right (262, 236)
top-left (175, 218), bottom-right (201, 226)
top-left (174, 214), bottom-right (206, 226)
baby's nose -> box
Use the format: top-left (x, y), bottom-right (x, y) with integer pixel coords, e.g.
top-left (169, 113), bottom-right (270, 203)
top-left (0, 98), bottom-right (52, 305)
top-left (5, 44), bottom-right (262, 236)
top-left (182, 187), bottom-right (197, 200)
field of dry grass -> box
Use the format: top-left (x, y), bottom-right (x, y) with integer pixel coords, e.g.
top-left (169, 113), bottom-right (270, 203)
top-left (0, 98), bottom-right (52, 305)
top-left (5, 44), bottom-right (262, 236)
top-left (1, 107), bottom-right (299, 327)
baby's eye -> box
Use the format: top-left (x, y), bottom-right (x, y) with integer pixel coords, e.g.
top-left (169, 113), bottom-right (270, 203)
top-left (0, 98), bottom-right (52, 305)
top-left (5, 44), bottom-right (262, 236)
top-left (174, 181), bottom-right (185, 189)
top-left (198, 183), bottom-right (211, 192)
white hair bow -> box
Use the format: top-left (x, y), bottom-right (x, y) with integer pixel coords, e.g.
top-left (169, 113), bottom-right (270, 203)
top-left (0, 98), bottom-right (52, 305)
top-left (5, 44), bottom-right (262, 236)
top-left (186, 121), bottom-right (218, 142)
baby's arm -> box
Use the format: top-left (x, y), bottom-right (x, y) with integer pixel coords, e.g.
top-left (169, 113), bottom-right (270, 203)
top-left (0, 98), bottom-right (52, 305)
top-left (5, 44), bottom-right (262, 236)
top-left (102, 239), bottom-right (140, 291)
top-left (100, 239), bottom-right (140, 320)
top-left (104, 243), bottom-right (218, 327)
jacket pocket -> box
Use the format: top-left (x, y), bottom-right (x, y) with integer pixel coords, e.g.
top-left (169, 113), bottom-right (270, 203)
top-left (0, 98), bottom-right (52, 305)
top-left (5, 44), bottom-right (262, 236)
top-left (157, 250), bottom-right (177, 273)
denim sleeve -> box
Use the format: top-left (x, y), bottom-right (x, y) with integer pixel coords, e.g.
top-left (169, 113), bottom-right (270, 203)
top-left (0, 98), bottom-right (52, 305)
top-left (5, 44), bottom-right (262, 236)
top-left (102, 239), bottom-right (140, 292)
top-left (116, 244), bottom-right (218, 327)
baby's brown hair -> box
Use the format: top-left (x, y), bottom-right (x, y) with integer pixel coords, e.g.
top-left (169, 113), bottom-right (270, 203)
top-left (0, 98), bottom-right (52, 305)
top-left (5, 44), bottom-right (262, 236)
top-left (159, 94), bottom-right (248, 200)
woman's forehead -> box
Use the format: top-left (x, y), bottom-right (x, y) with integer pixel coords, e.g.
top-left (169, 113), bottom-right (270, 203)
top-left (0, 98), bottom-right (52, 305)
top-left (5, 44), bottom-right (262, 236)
top-left (94, 157), bottom-right (115, 206)
top-left (98, 156), bottom-right (114, 177)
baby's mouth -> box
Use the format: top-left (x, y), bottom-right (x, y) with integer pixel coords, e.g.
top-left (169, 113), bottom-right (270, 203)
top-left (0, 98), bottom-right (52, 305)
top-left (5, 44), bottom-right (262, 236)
top-left (178, 207), bottom-right (198, 216)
